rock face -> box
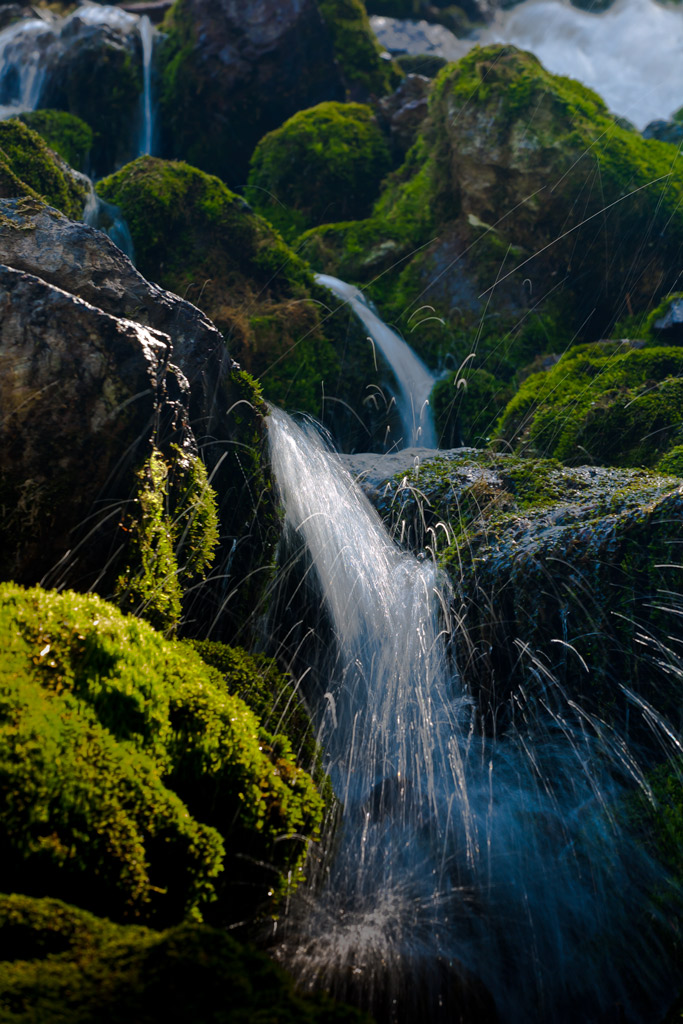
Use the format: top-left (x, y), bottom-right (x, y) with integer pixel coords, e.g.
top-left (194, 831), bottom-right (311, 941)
top-left (0, 198), bottom-right (273, 640)
top-left (0, 260), bottom-right (188, 588)
top-left (376, 72), bottom-right (431, 158)
top-left (356, 448), bottom-right (683, 738)
top-left (158, 0), bottom-right (345, 186)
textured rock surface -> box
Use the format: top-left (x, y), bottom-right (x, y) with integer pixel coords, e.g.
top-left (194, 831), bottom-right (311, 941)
top-left (0, 261), bottom-right (189, 587)
top-left (376, 72), bottom-right (431, 157)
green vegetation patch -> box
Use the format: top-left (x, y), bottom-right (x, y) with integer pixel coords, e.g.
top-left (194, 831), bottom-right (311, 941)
top-left (317, 0), bottom-right (401, 97)
top-left (0, 894), bottom-right (371, 1024)
top-left (16, 110), bottom-right (93, 172)
top-left (495, 341), bottom-right (683, 467)
top-left (246, 102), bottom-right (392, 240)
top-left (0, 584), bottom-right (326, 925)
top-left (0, 119), bottom-right (86, 219)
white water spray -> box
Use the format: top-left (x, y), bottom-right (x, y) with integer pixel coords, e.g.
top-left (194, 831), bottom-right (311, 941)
top-left (0, 18), bottom-right (55, 119)
top-left (316, 273), bottom-right (437, 449)
top-left (372, 0), bottom-right (683, 129)
top-left (269, 408), bottom-right (678, 1023)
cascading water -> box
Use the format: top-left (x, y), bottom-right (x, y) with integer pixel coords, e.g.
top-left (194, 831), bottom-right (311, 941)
top-left (316, 274), bottom-right (437, 449)
top-left (137, 15), bottom-right (155, 157)
top-left (0, 17), bottom-right (55, 119)
top-left (371, 0), bottom-right (683, 129)
top-left (268, 407), bottom-right (680, 1023)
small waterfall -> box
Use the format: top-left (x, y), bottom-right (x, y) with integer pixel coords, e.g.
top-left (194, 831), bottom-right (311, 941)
top-left (316, 273), bottom-right (437, 449)
top-left (268, 408), bottom-right (679, 1024)
top-left (0, 18), bottom-right (55, 119)
top-left (137, 15), bottom-right (155, 156)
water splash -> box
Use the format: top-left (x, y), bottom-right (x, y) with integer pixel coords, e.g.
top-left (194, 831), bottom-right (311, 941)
top-left (316, 273), bottom-right (437, 449)
top-left (268, 408), bottom-right (679, 1023)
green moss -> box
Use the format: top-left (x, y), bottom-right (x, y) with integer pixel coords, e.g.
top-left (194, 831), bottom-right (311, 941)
top-left (246, 102), bottom-right (392, 240)
top-left (395, 52), bottom-right (449, 78)
top-left (0, 584), bottom-right (327, 923)
top-left (97, 156), bottom-right (346, 417)
top-left (656, 446), bottom-right (683, 477)
top-left (495, 341), bottom-right (683, 467)
top-left (0, 894), bottom-right (371, 1024)
top-left (16, 110), bottom-right (93, 172)
top-left (0, 119), bottom-right (86, 218)
top-left (431, 367), bottom-right (514, 447)
top-left (317, 0), bottom-right (401, 97)
top-left (115, 447), bottom-right (219, 635)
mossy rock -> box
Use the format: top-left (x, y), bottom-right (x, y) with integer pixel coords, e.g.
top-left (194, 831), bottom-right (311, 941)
top-left (96, 156), bottom-right (380, 424)
top-left (494, 340), bottom-right (683, 467)
top-left (367, 449), bottom-right (683, 731)
top-left (317, 0), bottom-right (401, 97)
top-left (246, 101), bottom-right (392, 241)
top-left (302, 44), bottom-right (683, 383)
top-left (431, 366), bottom-right (514, 447)
top-left (0, 118), bottom-right (86, 218)
top-left (0, 893), bottom-right (371, 1023)
top-left (0, 584), bottom-right (328, 925)
top-left (16, 109), bottom-right (93, 173)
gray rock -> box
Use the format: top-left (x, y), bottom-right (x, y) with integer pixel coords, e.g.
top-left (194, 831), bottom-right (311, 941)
top-left (654, 296), bottom-right (683, 341)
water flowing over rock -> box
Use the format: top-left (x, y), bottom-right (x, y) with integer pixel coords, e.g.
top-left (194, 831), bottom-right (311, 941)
top-left (268, 411), bottom-right (680, 1023)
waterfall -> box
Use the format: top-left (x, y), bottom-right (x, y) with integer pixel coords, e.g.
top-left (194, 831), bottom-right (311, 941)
top-left (138, 15), bottom-right (155, 156)
top-left (371, 0), bottom-right (683, 129)
top-left (0, 18), bottom-right (55, 119)
top-left (316, 273), bottom-right (437, 449)
top-left (268, 407), bottom-right (678, 1024)
top-left (83, 182), bottom-right (136, 262)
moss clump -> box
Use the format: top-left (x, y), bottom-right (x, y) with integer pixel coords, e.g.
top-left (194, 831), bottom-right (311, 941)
top-left (0, 584), bottom-right (327, 925)
top-left (16, 109), bottom-right (93, 172)
top-left (246, 102), bottom-right (392, 240)
top-left (0, 894), bottom-right (371, 1024)
top-left (395, 52), bottom-right (449, 78)
top-left (317, 0), bottom-right (401, 97)
top-left (114, 446), bottom-right (219, 635)
top-left (97, 156), bottom-right (364, 417)
top-left (0, 119), bottom-right (86, 218)
top-left (495, 341), bottom-right (683, 467)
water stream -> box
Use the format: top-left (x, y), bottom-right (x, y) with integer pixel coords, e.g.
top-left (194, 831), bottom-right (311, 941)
top-left (316, 273), bottom-right (438, 448)
top-left (137, 14), bottom-right (155, 157)
top-left (268, 407), bottom-right (679, 1023)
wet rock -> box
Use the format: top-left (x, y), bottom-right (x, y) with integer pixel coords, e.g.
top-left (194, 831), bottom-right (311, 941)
top-left (654, 296), bottom-right (683, 341)
top-left (0, 198), bottom-right (231, 432)
top-left (0, 261), bottom-right (190, 588)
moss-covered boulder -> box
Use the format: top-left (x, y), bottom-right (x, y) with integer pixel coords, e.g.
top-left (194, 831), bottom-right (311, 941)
top-left (0, 894), bottom-right (371, 1023)
top-left (16, 109), bottom-right (93, 172)
top-left (356, 448), bottom-right (683, 733)
top-left (0, 585), bottom-right (328, 925)
top-left (316, 0), bottom-right (401, 98)
top-left (495, 340), bottom-right (683, 467)
top-left (96, 156), bottom-right (381, 434)
top-left (431, 366), bottom-right (514, 447)
top-left (246, 101), bottom-right (392, 240)
top-left (301, 45), bottom-right (683, 386)
top-left (0, 118), bottom-right (87, 218)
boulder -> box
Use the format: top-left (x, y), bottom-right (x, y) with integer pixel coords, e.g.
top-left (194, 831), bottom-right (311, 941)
top-left (0, 118), bottom-right (88, 219)
top-left (376, 72), bottom-right (432, 157)
top-left (157, 0), bottom-right (396, 186)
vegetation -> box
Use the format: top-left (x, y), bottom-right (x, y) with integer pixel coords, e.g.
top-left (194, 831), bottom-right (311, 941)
top-left (494, 341), bottom-right (683, 467)
top-left (246, 102), bottom-right (392, 240)
top-left (0, 119), bottom-right (86, 219)
top-left (0, 894), bottom-right (370, 1023)
top-left (0, 584), bottom-right (327, 925)
top-left (317, 0), bottom-right (401, 97)
top-left (16, 109), bottom-right (93, 172)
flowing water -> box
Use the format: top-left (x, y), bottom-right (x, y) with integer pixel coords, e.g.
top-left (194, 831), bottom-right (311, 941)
top-left (0, 17), bottom-right (55, 119)
top-left (268, 407), bottom-right (680, 1023)
top-left (316, 274), bottom-right (438, 448)
top-left (372, 0), bottom-right (683, 129)
top-left (138, 14), bottom-right (155, 157)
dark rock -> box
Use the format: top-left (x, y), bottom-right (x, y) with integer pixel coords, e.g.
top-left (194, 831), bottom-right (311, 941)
top-left (642, 119), bottom-right (683, 145)
top-left (0, 198), bottom-right (231, 432)
top-left (0, 261), bottom-right (190, 588)
top-left (376, 72), bottom-right (432, 156)
top-left (119, 0), bottom-right (172, 22)
top-left (158, 0), bottom-right (345, 186)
